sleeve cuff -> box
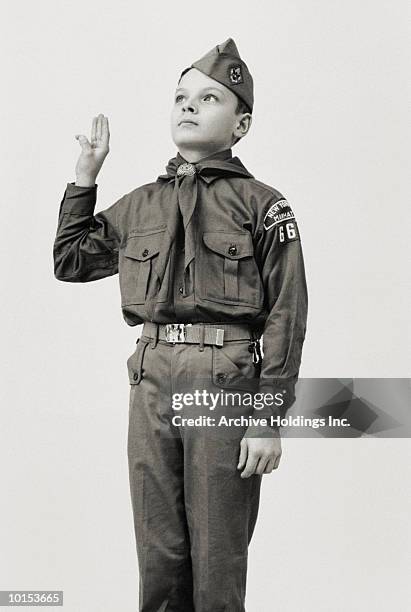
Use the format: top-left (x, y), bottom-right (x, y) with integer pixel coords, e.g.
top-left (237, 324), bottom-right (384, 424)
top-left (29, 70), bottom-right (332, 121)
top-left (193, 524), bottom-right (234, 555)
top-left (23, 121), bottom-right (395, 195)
top-left (61, 182), bottom-right (98, 214)
top-left (255, 378), bottom-right (297, 421)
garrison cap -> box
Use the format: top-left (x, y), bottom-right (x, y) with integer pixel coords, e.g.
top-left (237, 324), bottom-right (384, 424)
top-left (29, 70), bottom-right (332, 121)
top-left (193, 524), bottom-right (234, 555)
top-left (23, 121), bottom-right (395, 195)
top-left (179, 38), bottom-right (254, 113)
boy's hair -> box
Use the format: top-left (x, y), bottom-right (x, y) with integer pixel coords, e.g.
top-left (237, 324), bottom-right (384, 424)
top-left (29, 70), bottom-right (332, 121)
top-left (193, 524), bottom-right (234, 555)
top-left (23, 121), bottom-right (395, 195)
top-left (232, 97), bottom-right (252, 146)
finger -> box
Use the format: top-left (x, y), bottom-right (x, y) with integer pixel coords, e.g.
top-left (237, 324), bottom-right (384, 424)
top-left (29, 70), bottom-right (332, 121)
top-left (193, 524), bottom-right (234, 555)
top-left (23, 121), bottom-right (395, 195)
top-left (237, 440), bottom-right (248, 470)
top-left (91, 116), bottom-right (97, 145)
top-left (273, 453), bottom-right (282, 469)
top-left (264, 458), bottom-right (276, 474)
top-left (96, 114), bottom-right (103, 140)
top-left (240, 454), bottom-right (258, 479)
top-left (75, 134), bottom-right (92, 152)
top-left (101, 116), bottom-right (110, 147)
top-left (255, 456), bottom-right (269, 475)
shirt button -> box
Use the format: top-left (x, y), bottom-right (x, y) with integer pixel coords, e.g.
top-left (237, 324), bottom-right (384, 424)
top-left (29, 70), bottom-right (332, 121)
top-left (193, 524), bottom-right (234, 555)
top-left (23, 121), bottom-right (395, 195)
top-left (216, 373), bottom-right (227, 384)
top-left (228, 244), bottom-right (237, 256)
top-left (142, 248), bottom-right (149, 257)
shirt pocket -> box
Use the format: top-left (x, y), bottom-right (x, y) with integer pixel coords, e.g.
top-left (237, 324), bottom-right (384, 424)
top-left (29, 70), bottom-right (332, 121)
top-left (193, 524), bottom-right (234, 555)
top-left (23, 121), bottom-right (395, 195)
top-left (198, 230), bottom-right (262, 308)
top-left (119, 228), bottom-right (168, 306)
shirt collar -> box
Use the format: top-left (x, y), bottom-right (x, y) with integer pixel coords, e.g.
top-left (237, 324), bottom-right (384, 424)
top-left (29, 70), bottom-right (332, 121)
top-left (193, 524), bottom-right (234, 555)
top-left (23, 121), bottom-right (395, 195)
top-left (157, 147), bottom-right (253, 183)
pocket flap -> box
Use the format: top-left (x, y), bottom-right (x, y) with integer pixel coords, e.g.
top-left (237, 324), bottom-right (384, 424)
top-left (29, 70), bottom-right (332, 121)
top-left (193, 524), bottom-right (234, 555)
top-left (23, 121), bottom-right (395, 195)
top-left (203, 231), bottom-right (253, 259)
top-left (124, 231), bottom-right (165, 261)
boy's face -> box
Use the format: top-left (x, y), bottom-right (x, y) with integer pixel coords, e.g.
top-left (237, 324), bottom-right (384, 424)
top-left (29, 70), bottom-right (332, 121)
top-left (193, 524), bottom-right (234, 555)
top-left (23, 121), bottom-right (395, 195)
top-left (170, 68), bottom-right (246, 154)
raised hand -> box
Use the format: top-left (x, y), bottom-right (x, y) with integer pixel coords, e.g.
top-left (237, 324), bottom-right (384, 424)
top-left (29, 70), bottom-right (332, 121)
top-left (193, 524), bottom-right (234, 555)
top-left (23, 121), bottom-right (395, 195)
top-left (74, 114), bottom-right (110, 186)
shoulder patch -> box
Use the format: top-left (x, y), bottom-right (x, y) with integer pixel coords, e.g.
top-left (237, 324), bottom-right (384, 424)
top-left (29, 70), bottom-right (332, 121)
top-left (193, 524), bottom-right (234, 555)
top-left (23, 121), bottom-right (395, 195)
top-left (263, 199), bottom-right (295, 231)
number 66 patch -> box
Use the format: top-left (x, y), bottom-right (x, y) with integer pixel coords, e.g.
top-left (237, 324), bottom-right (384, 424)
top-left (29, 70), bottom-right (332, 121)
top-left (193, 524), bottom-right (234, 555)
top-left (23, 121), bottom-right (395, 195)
top-left (278, 221), bottom-right (300, 244)
top-left (263, 198), bottom-right (300, 244)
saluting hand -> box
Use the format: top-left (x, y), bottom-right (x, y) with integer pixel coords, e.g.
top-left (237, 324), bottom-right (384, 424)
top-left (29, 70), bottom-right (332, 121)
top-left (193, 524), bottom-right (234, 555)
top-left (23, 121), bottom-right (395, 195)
top-left (237, 429), bottom-right (282, 478)
top-left (74, 114), bottom-right (110, 187)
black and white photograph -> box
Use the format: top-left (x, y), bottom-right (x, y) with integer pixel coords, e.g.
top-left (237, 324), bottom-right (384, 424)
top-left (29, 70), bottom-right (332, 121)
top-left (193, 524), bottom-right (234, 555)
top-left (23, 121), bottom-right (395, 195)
top-left (1, 1), bottom-right (410, 611)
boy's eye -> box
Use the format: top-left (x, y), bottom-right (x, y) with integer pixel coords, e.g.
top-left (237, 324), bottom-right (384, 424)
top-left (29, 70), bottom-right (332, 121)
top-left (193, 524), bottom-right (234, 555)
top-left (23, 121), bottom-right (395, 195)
top-left (175, 94), bottom-right (217, 103)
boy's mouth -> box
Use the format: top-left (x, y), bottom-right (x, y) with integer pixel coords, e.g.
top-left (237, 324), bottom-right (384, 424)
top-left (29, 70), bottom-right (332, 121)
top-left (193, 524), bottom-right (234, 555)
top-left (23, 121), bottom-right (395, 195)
top-left (179, 119), bottom-right (198, 126)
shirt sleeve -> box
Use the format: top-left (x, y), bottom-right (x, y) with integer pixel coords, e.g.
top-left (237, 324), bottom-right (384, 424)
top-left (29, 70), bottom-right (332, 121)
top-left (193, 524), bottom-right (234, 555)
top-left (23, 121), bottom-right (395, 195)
top-left (53, 182), bottom-right (125, 282)
top-left (252, 193), bottom-right (308, 426)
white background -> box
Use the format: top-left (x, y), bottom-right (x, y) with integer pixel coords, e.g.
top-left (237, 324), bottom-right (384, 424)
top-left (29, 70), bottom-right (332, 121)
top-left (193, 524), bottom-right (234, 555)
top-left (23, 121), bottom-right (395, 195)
top-left (1, 1), bottom-right (410, 610)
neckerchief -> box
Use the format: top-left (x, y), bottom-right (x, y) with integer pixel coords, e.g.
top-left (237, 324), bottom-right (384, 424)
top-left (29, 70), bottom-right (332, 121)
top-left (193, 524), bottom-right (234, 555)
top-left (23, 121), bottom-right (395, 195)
top-left (145, 148), bottom-right (254, 320)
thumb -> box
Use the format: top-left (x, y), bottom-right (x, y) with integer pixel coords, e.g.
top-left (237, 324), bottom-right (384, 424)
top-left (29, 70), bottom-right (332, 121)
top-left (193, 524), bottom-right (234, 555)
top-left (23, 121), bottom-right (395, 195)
top-left (75, 134), bottom-right (92, 152)
top-left (237, 439), bottom-right (248, 469)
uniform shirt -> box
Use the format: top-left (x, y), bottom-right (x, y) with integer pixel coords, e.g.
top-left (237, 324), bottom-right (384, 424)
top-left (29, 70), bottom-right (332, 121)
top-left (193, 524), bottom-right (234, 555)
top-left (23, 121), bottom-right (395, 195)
top-left (53, 148), bottom-right (308, 416)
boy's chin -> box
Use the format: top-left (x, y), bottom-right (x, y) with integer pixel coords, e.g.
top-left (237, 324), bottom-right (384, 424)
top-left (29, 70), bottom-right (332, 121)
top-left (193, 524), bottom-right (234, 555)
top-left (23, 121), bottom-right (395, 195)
top-left (173, 136), bottom-right (228, 151)
top-left (173, 135), bottom-right (208, 147)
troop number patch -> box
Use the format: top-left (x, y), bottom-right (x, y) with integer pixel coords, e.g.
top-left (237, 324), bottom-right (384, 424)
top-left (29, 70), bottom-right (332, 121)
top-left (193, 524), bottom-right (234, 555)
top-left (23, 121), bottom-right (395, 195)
top-left (278, 221), bottom-right (300, 244)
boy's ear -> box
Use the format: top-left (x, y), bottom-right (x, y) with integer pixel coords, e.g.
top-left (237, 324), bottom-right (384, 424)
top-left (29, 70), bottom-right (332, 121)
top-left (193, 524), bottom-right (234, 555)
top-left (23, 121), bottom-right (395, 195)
top-left (233, 113), bottom-right (252, 142)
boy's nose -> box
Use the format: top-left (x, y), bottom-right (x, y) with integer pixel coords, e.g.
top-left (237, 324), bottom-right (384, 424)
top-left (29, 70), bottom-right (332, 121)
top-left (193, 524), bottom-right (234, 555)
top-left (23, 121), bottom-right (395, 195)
top-left (182, 100), bottom-right (197, 113)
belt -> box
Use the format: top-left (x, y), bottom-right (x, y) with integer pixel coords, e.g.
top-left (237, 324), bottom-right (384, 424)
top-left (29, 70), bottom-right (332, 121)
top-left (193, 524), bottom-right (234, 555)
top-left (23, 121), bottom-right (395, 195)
top-left (141, 322), bottom-right (258, 347)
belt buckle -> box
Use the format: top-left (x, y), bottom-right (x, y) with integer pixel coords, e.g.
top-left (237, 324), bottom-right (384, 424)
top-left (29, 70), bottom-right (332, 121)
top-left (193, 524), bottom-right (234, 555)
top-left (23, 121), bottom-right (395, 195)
top-left (215, 328), bottom-right (224, 347)
top-left (165, 323), bottom-right (187, 343)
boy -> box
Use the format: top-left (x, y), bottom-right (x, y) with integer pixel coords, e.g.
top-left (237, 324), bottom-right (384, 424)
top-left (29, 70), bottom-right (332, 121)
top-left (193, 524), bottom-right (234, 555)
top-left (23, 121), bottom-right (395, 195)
top-left (53, 38), bottom-right (308, 611)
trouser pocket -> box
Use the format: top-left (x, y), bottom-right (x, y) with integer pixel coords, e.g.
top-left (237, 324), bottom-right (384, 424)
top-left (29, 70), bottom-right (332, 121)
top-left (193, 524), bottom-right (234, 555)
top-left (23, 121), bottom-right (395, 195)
top-left (126, 338), bottom-right (150, 384)
top-left (212, 339), bottom-right (260, 391)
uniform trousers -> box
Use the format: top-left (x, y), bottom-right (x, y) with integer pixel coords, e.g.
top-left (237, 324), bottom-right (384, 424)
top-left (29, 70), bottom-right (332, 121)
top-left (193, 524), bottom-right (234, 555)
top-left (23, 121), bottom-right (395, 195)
top-left (127, 331), bottom-right (263, 612)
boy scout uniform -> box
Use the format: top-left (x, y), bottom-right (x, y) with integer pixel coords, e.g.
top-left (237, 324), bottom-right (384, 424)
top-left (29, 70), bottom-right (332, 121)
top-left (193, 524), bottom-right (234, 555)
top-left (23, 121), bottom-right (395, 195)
top-left (54, 39), bottom-right (308, 612)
